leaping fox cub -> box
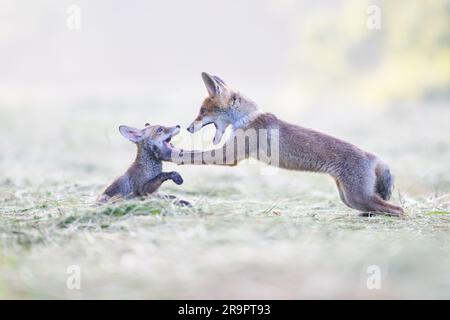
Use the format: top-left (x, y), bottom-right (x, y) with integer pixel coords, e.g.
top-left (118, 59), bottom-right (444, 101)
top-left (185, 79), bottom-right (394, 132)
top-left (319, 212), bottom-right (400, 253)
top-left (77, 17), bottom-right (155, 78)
top-left (172, 72), bottom-right (404, 216)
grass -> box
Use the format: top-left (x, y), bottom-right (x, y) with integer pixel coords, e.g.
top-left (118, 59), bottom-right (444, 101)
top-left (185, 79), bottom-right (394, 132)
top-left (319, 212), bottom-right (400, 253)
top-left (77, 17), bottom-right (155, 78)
top-left (1, 100), bottom-right (450, 299)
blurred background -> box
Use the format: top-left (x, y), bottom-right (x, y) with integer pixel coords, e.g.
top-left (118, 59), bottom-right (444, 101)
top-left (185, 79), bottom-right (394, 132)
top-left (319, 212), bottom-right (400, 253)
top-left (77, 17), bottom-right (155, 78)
top-left (0, 0), bottom-right (450, 299)
top-left (1, 0), bottom-right (448, 102)
top-left (1, 0), bottom-right (449, 186)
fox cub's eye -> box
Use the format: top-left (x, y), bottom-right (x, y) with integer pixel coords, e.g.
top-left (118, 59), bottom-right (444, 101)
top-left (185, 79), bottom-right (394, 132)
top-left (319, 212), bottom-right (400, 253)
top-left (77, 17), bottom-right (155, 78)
top-left (200, 108), bottom-right (207, 114)
top-left (157, 127), bottom-right (163, 133)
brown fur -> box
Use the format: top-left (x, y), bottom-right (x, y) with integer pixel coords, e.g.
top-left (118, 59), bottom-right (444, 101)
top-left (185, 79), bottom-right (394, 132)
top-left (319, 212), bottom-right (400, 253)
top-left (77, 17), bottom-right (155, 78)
top-left (177, 73), bottom-right (404, 216)
top-left (98, 124), bottom-right (189, 206)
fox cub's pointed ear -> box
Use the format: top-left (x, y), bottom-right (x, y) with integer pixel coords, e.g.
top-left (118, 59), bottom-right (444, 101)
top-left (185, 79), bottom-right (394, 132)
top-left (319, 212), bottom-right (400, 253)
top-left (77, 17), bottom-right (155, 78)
top-left (201, 72), bottom-right (229, 97)
top-left (119, 126), bottom-right (144, 143)
top-left (212, 75), bottom-right (228, 88)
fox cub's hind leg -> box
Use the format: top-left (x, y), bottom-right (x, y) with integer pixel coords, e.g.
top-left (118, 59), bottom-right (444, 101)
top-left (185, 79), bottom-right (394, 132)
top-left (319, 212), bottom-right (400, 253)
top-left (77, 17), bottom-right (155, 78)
top-left (339, 183), bottom-right (403, 216)
top-left (337, 162), bottom-right (404, 216)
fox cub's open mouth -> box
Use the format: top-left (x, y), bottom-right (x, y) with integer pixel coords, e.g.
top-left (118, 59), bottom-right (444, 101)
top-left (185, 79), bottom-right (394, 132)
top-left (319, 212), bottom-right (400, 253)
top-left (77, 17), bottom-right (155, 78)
top-left (164, 136), bottom-right (174, 148)
top-left (164, 126), bottom-right (180, 149)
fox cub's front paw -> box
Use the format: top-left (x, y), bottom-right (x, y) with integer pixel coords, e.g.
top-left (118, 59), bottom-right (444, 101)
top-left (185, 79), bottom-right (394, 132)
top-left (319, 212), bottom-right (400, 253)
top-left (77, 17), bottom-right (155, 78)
top-left (170, 172), bottom-right (183, 185)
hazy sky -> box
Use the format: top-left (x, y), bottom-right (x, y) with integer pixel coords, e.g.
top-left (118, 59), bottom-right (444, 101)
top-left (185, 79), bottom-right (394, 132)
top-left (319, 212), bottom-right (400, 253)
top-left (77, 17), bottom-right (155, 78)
top-left (5, 0), bottom-right (432, 110)
top-left (0, 0), bottom-right (301, 88)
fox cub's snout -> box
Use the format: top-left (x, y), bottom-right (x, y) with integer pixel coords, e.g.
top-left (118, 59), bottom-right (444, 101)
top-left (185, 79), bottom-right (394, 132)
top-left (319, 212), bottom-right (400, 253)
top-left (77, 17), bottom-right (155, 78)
top-left (119, 123), bottom-right (180, 158)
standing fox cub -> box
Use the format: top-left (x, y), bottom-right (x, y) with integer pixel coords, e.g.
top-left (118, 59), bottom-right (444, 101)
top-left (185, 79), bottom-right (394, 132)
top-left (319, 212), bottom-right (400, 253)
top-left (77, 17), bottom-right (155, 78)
top-left (174, 72), bottom-right (403, 216)
top-left (98, 123), bottom-right (189, 206)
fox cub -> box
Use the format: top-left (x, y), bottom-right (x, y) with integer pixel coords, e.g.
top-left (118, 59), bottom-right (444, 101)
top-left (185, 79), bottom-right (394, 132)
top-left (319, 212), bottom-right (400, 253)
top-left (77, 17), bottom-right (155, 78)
top-left (98, 123), bottom-right (189, 206)
top-left (177, 72), bottom-right (403, 216)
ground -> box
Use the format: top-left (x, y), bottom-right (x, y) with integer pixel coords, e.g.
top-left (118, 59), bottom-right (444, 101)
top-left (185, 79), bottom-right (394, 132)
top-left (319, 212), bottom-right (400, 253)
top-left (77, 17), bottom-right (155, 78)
top-left (1, 99), bottom-right (449, 299)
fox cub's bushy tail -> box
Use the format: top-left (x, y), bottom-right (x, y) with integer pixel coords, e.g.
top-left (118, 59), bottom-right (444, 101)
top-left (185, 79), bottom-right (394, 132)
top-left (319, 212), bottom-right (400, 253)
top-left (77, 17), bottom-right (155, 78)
top-left (375, 161), bottom-right (394, 200)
